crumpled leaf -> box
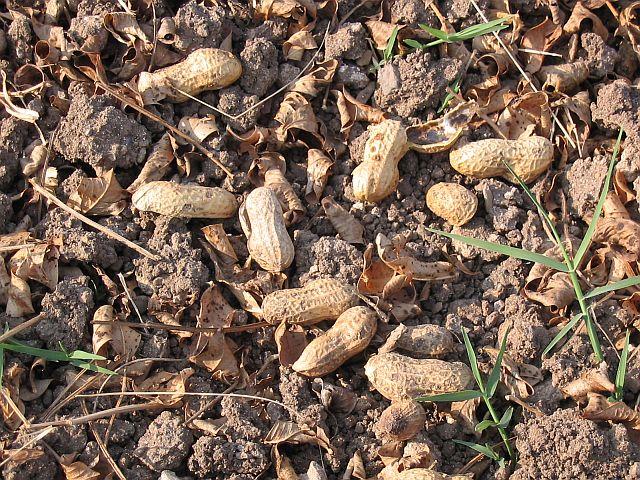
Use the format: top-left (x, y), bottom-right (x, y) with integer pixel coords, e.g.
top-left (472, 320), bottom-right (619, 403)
top-left (524, 270), bottom-right (575, 312)
top-left (344, 450), bottom-right (366, 479)
top-left (619, 2), bottom-right (640, 61)
top-left (92, 304), bottom-right (141, 361)
top-left (406, 101), bottom-right (477, 153)
top-left (562, 366), bottom-right (615, 401)
top-left (178, 115), bottom-right (219, 143)
top-left (594, 217), bottom-right (640, 261)
top-left (275, 321), bottom-right (307, 367)
top-left (321, 196), bottom-right (364, 244)
top-left (1, 365), bottom-right (26, 430)
top-left (202, 224), bottom-right (238, 264)
top-left (9, 243), bottom-right (59, 290)
top-left (305, 149), bottom-right (333, 203)
top-left (127, 134), bottom-right (175, 193)
top-left (265, 420), bottom-right (333, 452)
top-left (582, 392), bottom-right (640, 429)
top-left (520, 18), bottom-right (562, 73)
top-left (358, 244), bottom-right (396, 295)
top-left (135, 367), bottom-right (194, 406)
top-left (19, 358), bottom-right (52, 402)
top-left (311, 378), bottom-right (357, 414)
top-left (334, 87), bottom-right (387, 138)
top-left (497, 91), bottom-right (551, 140)
top-left (255, 0), bottom-right (306, 21)
top-left (483, 348), bottom-right (542, 398)
top-left (564, 1), bottom-right (609, 41)
top-left (0, 71), bottom-right (39, 123)
top-left (67, 169), bottom-right (127, 216)
top-left (60, 459), bottom-right (101, 480)
top-left (449, 396), bottom-right (481, 435)
top-left (284, 30), bottom-right (317, 60)
top-left (289, 59), bottom-right (338, 98)
top-left (103, 12), bottom-right (150, 45)
top-left (273, 446), bottom-right (300, 480)
top-left (0, 257), bottom-right (9, 305)
top-left (6, 273), bottom-right (35, 316)
top-left (274, 91), bottom-right (319, 145)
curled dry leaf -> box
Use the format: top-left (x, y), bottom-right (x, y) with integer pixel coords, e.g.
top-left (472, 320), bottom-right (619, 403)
top-left (594, 217), bottom-right (640, 260)
top-left (449, 396), bottom-right (482, 435)
top-left (562, 367), bottom-right (615, 401)
top-left (1, 365), bottom-right (26, 430)
top-left (178, 115), bottom-right (219, 143)
top-left (311, 378), bottom-right (358, 414)
top-left (60, 460), bottom-right (101, 480)
top-left (127, 134), bottom-right (175, 193)
top-left (284, 29), bottom-right (317, 60)
top-left (0, 257), bottom-right (8, 305)
top-left (0, 71), bottom-right (39, 124)
top-left (483, 348), bottom-right (543, 398)
top-left (135, 367), bottom-right (194, 406)
top-left (334, 87), bottom-right (388, 138)
top-left (582, 392), bottom-right (640, 430)
top-left (6, 273), bottom-right (35, 316)
top-left (305, 149), bottom-right (333, 203)
top-left (67, 169), bottom-right (127, 216)
top-left (358, 244), bottom-right (396, 295)
top-left (92, 304), bottom-right (141, 361)
top-left (19, 358), bottom-right (53, 402)
top-left (406, 101), bottom-right (477, 154)
top-left (275, 321), bottom-right (308, 367)
top-left (103, 12), bottom-right (150, 45)
top-left (9, 243), bottom-right (59, 290)
top-left (274, 91), bottom-right (320, 145)
top-left (520, 18), bottom-right (562, 73)
top-left (321, 196), bottom-right (364, 244)
top-left (619, 2), bottom-right (640, 60)
top-left (289, 59), bottom-right (338, 98)
top-left (524, 270), bottom-right (575, 312)
top-left (564, 1), bottom-right (609, 41)
top-left (497, 91), bottom-right (551, 140)
top-left (202, 224), bottom-right (238, 264)
top-left (538, 61), bottom-right (589, 93)
top-left (265, 420), bottom-right (333, 452)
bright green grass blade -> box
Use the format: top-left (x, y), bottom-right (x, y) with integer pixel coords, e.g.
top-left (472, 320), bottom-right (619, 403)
top-left (542, 312), bottom-right (583, 357)
top-left (416, 389), bottom-right (483, 402)
top-left (453, 440), bottom-right (499, 460)
top-left (498, 406), bottom-right (514, 428)
top-left (476, 419), bottom-right (497, 432)
top-left (585, 313), bottom-right (603, 362)
top-left (418, 23), bottom-right (450, 41)
top-left (0, 341), bottom-right (107, 363)
top-left (403, 39), bottom-right (424, 49)
top-left (67, 350), bottom-right (107, 361)
top-left (427, 227), bottom-right (569, 272)
top-left (384, 26), bottom-right (399, 62)
top-left (450, 19), bottom-right (509, 41)
top-left (462, 328), bottom-right (484, 392)
top-left (438, 77), bottom-right (462, 113)
top-left (486, 328), bottom-right (509, 398)
top-left (574, 128), bottom-right (624, 268)
top-left (0, 345), bottom-right (4, 388)
top-left (614, 329), bottom-right (630, 401)
top-left (70, 360), bottom-right (116, 376)
top-left (584, 276), bottom-right (640, 299)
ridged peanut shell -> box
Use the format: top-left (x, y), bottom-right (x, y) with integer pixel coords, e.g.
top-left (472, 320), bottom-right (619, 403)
top-left (395, 324), bottom-right (455, 358)
top-left (262, 278), bottom-right (359, 325)
top-left (131, 181), bottom-right (237, 218)
top-left (352, 119), bottom-right (409, 202)
top-left (239, 187), bottom-right (294, 273)
top-left (292, 306), bottom-right (377, 377)
top-left (365, 352), bottom-right (473, 401)
top-left (450, 135), bottom-right (553, 183)
top-left (426, 183), bottom-right (477, 226)
top-left (138, 48), bottom-right (242, 104)
top-left (375, 400), bottom-right (426, 441)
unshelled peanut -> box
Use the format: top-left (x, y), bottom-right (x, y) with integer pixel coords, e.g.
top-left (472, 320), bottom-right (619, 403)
top-left (292, 306), bottom-right (377, 377)
top-left (138, 48), bottom-right (242, 104)
top-left (426, 183), bottom-right (477, 226)
top-left (365, 352), bottom-right (473, 401)
top-left (239, 187), bottom-right (294, 272)
top-left (538, 61), bottom-right (589, 92)
top-left (131, 181), bottom-right (237, 218)
top-left (383, 324), bottom-right (455, 358)
top-left (261, 278), bottom-right (359, 325)
top-left (352, 119), bottom-right (408, 202)
top-left (449, 135), bottom-right (553, 183)
top-left (375, 400), bottom-right (426, 441)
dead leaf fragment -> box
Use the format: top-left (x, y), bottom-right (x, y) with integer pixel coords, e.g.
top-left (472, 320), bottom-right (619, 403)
top-left (92, 305), bottom-right (141, 361)
top-left (322, 196), bottom-right (364, 244)
top-left (520, 18), bottom-right (562, 73)
top-left (334, 87), bottom-right (387, 138)
top-left (265, 420), bottom-right (333, 452)
top-left (135, 368), bottom-right (194, 406)
top-left (284, 30), bottom-right (317, 60)
top-left (60, 460), bottom-right (101, 480)
top-left (305, 149), bottom-right (333, 203)
top-left (564, 1), bottom-right (609, 41)
top-left (67, 169), bottom-right (127, 216)
top-left (201, 224), bottom-right (238, 264)
top-left (562, 367), bottom-right (615, 401)
top-left (9, 243), bottom-right (59, 290)
top-left (275, 321), bottom-right (308, 367)
top-left (6, 273), bottom-right (35, 316)
top-left (127, 133), bottom-right (175, 193)
top-left (583, 392), bottom-right (640, 430)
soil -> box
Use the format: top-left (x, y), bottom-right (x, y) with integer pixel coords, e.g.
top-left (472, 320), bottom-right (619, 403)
top-left (1, 0), bottom-right (640, 479)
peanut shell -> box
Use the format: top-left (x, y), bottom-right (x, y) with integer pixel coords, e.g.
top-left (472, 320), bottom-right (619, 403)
top-left (375, 400), bottom-right (426, 441)
top-left (426, 183), bottom-right (477, 226)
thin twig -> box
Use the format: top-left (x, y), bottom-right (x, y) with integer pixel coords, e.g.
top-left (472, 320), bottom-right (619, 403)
top-left (518, 47), bottom-right (563, 57)
top-left (91, 319), bottom-right (271, 334)
top-left (0, 314), bottom-right (44, 343)
top-left (27, 402), bottom-right (163, 429)
top-left (29, 179), bottom-right (160, 260)
top-left (0, 427), bottom-right (55, 468)
top-left (81, 400), bottom-right (127, 480)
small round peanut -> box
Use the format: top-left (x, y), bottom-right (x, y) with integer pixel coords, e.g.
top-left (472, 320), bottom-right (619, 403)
top-left (365, 352), bottom-right (473, 401)
top-left (375, 400), bottom-right (426, 441)
top-left (131, 181), bottom-right (237, 218)
top-left (292, 306), bottom-right (377, 377)
top-left (239, 187), bottom-right (294, 273)
top-left (449, 135), bottom-right (553, 183)
top-left (138, 48), bottom-right (242, 104)
top-left (426, 183), bottom-right (478, 226)
top-left (352, 119), bottom-right (409, 202)
top-left (261, 278), bottom-right (359, 325)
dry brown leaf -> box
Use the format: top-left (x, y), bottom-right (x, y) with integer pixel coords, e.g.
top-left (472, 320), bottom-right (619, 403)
top-left (497, 91), bottom-right (551, 140)
top-left (127, 133), bottom-right (175, 193)
top-left (284, 30), bottom-right (317, 60)
top-left (345, 450), bottom-right (367, 479)
top-left (364, 21), bottom-right (407, 50)
top-left (358, 244), bottom-right (396, 295)
top-left (619, 2), bottom-right (640, 61)
top-left (265, 420), bottom-right (333, 452)
top-left (484, 348), bottom-right (542, 398)
top-left (274, 91), bottom-right (319, 144)
top-left (449, 396), bottom-right (481, 435)
top-left (202, 224), bottom-right (238, 264)
top-left (406, 101), bottom-right (477, 153)
top-left (178, 115), bottom-right (219, 143)
top-left (6, 273), bottom-right (35, 316)
top-left (275, 321), bottom-right (308, 367)
top-left (311, 378), bottom-right (357, 414)
top-left (1, 365), bottom-right (26, 430)
top-left (103, 12), bottom-right (150, 45)
top-left (305, 149), bottom-right (333, 203)
top-left (135, 367), bottom-right (194, 406)
top-left (255, 0), bottom-right (306, 21)
top-left (614, 170), bottom-right (636, 204)
top-left (67, 169), bottom-right (127, 216)
top-left (273, 446), bottom-right (300, 480)
top-left (289, 59), bottom-right (338, 98)
top-left (0, 71), bottom-right (39, 123)
top-left (524, 271), bottom-right (575, 312)
top-left (562, 367), bottom-right (615, 401)
top-left (9, 243), bottom-right (59, 290)
top-left (334, 87), bottom-right (387, 138)
top-left (321, 196), bottom-right (364, 244)
top-left (583, 392), bottom-right (640, 429)
top-left (92, 304), bottom-right (141, 361)
top-left (594, 217), bottom-right (640, 260)
top-left (0, 257), bottom-right (9, 305)
top-left (564, 1), bottom-right (609, 41)
top-left (19, 358), bottom-right (53, 402)
top-left (520, 18), bottom-right (562, 73)
top-left (60, 460), bottom-right (101, 480)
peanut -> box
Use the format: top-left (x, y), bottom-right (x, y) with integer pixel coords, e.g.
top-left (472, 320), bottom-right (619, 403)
top-left (449, 135), bottom-right (553, 183)
top-left (382, 324), bottom-right (455, 358)
top-left (292, 306), bottom-right (377, 377)
top-left (261, 278), bottom-right (359, 325)
top-left (375, 400), bottom-right (426, 441)
top-left (131, 181), bottom-right (237, 218)
top-left (352, 119), bottom-right (408, 202)
top-left (395, 469), bottom-right (473, 480)
top-left (426, 183), bottom-right (478, 226)
top-left (365, 352), bottom-right (473, 401)
top-left (239, 187), bottom-right (294, 272)
top-left (538, 61), bottom-right (589, 93)
top-left (138, 48), bottom-right (242, 104)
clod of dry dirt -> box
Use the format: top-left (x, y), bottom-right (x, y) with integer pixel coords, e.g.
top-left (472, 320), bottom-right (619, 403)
top-left (240, 38), bottom-right (279, 97)
top-left (135, 411), bottom-right (194, 472)
top-left (325, 23), bottom-right (368, 60)
top-left (173, 0), bottom-right (230, 52)
top-left (562, 155), bottom-right (609, 218)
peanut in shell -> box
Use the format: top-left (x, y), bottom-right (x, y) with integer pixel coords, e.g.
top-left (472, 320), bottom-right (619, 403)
top-left (426, 183), bottom-right (477, 226)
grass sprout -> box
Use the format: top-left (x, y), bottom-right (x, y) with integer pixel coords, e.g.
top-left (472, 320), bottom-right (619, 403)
top-left (429, 128), bottom-right (636, 362)
top-left (611, 329), bottom-right (630, 402)
top-left (438, 76), bottom-right (462, 113)
top-left (404, 18), bottom-right (509, 50)
top-left (371, 26), bottom-right (399, 72)
top-left (417, 328), bottom-right (515, 465)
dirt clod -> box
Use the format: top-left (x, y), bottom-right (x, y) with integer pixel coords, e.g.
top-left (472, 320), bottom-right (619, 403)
top-left (135, 411), bottom-right (194, 472)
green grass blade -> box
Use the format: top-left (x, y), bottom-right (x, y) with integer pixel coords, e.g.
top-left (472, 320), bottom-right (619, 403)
top-left (453, 440), bottom-right (499, 460)
top-left (438, 77), bottom-right (461, 113)
top-left (70, 360), bottom-right (117, 376)
top-left (0, 344), bottom-right (4, 388)
top-left (614, 329), bottom-right (630, 401)
top-left (486, 328), bottom-right (509, 398)
top-left (418, 24), bottom-right (450, 41)
top-left (450, 20), bottom-right (509, 41)
top-left (584, 276), bottom-right (640, 300)
top-left (384, 26), bottom-right (399, 62)
top-left (416, 389), bottom-right (483, 402)
top-left (584, 313), bottom-right (603, 362)
top-left (67, 350), bottom-right (107, 361)
top-left (462, 328), bottom-right (484, 392)
top-left (403, 39), bottom-right (425, 49)
top-left (0, 342), bottom-right (72, 361)
top-left (498, 406), bottom-right (514, 428)
top-left (542, 313), bottom-right (583, 357)
top-left (427, 227), bottom-right (569, 272)
top-left (574, 128), bottom-right (624, 268)
top-left (476, 419), bottom-right (497, 432)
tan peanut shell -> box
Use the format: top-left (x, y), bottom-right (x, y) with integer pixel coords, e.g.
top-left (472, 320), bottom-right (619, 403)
top-left (131, 181), bottom-right (237, 218)
top-left (450, 135), bottom-right (553, 183)
top-left (426, 183), bottom-right (477, 226)
top-left (365, 352), bottom-right (473, 401)
top-left (138, 48), bottom-right (242, 104)
top-left (395, 324), bottom-right (455, 358)
top-left (538, 61), bottom-right (589, 93)
top-left (239, 187), bottom-right (294, 272)
top-left (292, 306), bottom-right (377, 377)
top-left (375, 400), bottom-right (426, 441)
top-left (261, 278), bottom-right (359, 325)
top-left (352, 119), bottom-right (409, 202)
top-left (395, 469), bottom-right (473, 480)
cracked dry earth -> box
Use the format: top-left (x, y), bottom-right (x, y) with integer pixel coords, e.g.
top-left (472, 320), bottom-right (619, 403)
top-left (3, 0), bottom-right (640, 479)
